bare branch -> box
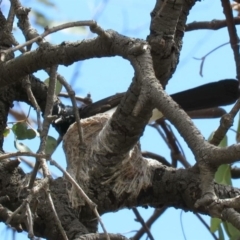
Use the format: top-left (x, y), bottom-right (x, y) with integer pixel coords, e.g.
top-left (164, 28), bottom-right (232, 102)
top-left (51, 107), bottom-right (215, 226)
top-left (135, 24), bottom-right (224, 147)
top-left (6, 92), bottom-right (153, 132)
top-left (1, 20), bottom-right (107, 56)
top-left (22, 76), bottom-right (42, 132)
top-left (221, 0), bottom-right (240, 80)
top-left (26, 202), bottom-right (34, 239)
top-left (29, 65), bottom-right (58, 188)
top-left (54, 73), bottom-right (83, 144)
top-left (0, 152), bottom-right (49, 160)
top-left (210, 99), bottom-right (240, 145)
top-left (186, 18), bottom-right (240, 31)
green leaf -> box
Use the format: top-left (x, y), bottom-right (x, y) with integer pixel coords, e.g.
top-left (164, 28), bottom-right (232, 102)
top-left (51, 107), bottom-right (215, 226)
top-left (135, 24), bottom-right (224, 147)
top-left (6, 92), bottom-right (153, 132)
top-left (12, 122), bottom-right (37, 140)
top-left (218, 135), bottom-right (228, 147)
top-left (215, 164), bottom-right (232, 186)
top-left (12, 122), bottom-right (28, 140)
top-left (223, 221), bottom-right (240, 239)
top-left (210, 217), bottom-right (222, 233)
top-left (36, 0), bottom-right (55, 7)
top-left (218, 224), bottom-right (225, 240)
top-left (31, 10), bottom-right (52, 27)
top-left (44, 78), bottom-right (62, 95)
top-left (208, 131), bottom-right (214, 141)
top-left (3, 127), bottom-right (10, 137)
top-left (45, 136), bottom-right (57, 155)
top-left (213, 135), bottom-right (231, 186)
top-left (26, 129), bottom-right (37, 140)
top-left (14, 140), bottom-right (32, 152)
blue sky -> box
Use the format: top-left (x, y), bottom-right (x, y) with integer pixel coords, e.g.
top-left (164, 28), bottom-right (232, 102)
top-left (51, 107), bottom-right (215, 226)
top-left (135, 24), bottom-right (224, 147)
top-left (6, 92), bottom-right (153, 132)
top-left (1, 0), bottom-right (239, 239)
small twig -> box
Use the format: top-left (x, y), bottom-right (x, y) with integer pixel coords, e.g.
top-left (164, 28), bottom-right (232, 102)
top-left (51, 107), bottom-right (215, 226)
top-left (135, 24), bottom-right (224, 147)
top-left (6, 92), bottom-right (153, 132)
top-left (50, 158), bottom-right (110, 240)
top-left (221, 0), bottom-right (240, 80)
top-left (149, 122), bottom-right (168, 145)
top-left (193, 42), bottom-right (229, 77)
top-left (39, 65), bottom-right (58, 142)
top-left (45, 187), bottom-right (68, 240)
top-left (0, 204), bottom-right (22, 231)
top-left (19, 157), bottom-right (41, 172)
top-left (6, 199), bottom-right (27, 225)
top-left (26, 203), bottom-right (34, 239)
top-left (210, 98), bottom-right (240, 146)
top-left (92, 208), bottom-right (110, 240)
top-left (11, 0), bottom-right (41, 50)
top-left (132, 207), bottom-right (154, 240)
top-left (2, 5), bottom-right (25, 55)
top-left (54, 73), bottom-right (83, 144)
top-left (0, 152), bottom-right (49, 160)
top-left (180, 211), bottom-right (187, 240)
top-left (6, 4), bottom-right (15, 31)
top-left (50, 158), bottom-right (96, 210)
top-left (20, 156), bottom-right (59, 178)
top-left (22, 76), bottom-right (42, 132)
top-left (152, 121), bottom-right (190, 168)
top-left (150, 122), bottom-right (181, 167)
top-left (195, 213), bottom-right (218, 240)
top-left (132, 207), bottom-right (167, 240)
top-left (159, 121), bottom-right (190, 168)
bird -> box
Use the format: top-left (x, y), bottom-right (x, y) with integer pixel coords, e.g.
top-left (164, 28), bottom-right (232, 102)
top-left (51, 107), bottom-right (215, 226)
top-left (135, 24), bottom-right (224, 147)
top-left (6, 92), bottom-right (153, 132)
top-left (52, 79), bottom-right (239, 136)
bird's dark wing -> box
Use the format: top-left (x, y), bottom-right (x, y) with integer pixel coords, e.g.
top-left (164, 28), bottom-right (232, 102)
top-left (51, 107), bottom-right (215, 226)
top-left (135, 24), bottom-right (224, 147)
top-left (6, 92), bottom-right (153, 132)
top-left (171, 79), bottom-right (239, 112)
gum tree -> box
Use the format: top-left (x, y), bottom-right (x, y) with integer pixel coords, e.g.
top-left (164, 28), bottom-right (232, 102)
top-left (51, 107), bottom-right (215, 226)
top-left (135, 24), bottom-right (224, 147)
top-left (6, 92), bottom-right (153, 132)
top-left (0, 0), bottom-right (240, 240)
